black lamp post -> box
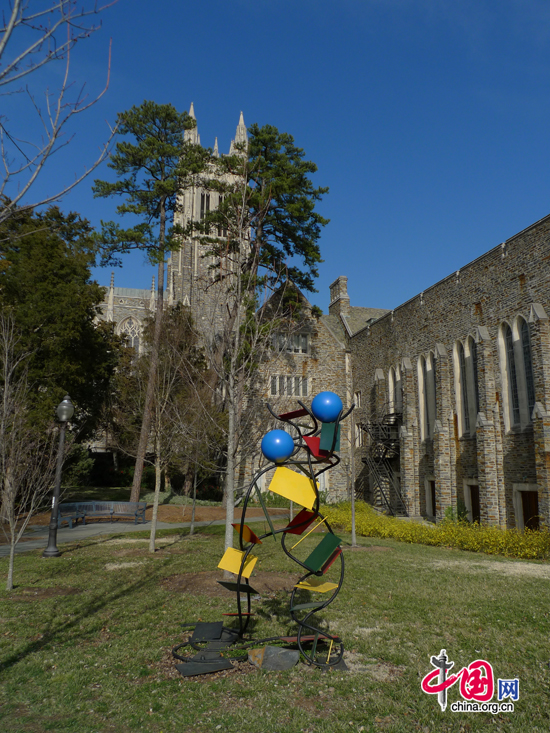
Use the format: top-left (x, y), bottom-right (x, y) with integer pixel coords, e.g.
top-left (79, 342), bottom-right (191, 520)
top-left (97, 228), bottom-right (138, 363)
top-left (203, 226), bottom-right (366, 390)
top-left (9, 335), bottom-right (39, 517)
top-left (43, 395), bottom-right (74, 558)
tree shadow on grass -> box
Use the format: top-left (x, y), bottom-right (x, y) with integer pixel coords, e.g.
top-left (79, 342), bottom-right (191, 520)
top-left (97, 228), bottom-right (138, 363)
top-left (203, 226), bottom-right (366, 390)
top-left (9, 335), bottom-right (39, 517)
top-left (0, 561), bottom-right (166, 674)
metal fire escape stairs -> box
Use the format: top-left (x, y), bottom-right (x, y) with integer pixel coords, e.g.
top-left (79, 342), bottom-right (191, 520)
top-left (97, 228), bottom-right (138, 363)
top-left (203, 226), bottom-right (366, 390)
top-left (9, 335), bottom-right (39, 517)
top-left (361, 407), bottom-right (409, 517)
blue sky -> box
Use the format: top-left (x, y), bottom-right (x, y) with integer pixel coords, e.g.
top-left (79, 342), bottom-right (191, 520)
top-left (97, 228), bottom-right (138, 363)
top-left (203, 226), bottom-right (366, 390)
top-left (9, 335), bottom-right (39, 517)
top-left (7, 0), bottom-right (550, 313)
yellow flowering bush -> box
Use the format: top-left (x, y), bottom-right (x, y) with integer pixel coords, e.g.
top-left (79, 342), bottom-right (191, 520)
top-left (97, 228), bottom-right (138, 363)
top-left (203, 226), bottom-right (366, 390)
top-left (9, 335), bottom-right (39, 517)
top-left (323, 501), bottom-right (550, 560)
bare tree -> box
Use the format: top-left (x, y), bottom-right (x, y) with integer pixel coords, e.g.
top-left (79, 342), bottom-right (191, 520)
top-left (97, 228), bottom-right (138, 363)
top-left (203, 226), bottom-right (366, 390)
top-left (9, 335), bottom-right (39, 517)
top-left (0, 0), bottom-right (118, 224)
top-left (0, 313), bottom-right (60, 591)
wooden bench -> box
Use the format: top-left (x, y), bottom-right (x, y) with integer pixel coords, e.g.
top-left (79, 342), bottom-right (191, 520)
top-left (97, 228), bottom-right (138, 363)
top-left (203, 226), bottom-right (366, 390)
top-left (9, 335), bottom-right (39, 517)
top-left (58, 501), bottom-right (147, 527)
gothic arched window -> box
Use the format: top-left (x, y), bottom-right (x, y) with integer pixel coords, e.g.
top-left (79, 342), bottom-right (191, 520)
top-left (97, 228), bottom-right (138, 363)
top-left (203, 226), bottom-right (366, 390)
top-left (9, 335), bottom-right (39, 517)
top-left (504, 323), bottom-right (520, 425)
top-left (521, 319), bottom-right (536, 415)
top-left (119, 317), bottom-right (141, 353)
top-left (454, 336), bottom-right (481, 438)
top-left (457, 341), bottom-right (470, 435)
top-left (418, 353), bottom-right (436, 440)
top-left (469, 336), bottom-right (480, 416)
top-left (499, 317), bottom-right (536, 430)
top-left (395, 365), bottom-right (403, 413)
top-left (388, 367), bottom-right (396, 413)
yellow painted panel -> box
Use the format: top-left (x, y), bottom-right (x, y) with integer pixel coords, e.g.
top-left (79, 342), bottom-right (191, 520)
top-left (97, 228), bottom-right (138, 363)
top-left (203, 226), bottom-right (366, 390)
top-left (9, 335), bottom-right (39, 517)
top-left (268, 467), bottom-right (317, 510)
top-left (295, 577), bottom-right (338, 593)
top-left (217, 547), bottom-right (258, 578)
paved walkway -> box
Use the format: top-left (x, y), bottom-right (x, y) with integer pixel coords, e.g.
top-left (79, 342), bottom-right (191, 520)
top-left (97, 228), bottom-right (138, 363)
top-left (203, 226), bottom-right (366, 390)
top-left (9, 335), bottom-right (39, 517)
top-left (0, 514), bottom-right (287, 558)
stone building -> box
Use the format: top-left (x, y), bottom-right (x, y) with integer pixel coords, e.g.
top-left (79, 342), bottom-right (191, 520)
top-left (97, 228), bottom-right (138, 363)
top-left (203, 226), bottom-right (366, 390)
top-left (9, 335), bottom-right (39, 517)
top-left (235, 285), bottom-right (387, 502)
top-left (347, 213), bottom-right (550, 530)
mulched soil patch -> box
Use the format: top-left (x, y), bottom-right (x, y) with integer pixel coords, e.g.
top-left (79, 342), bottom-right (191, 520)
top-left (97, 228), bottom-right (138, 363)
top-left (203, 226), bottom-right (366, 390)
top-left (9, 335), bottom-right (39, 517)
top-left (152, 640), bottom-right (258, 682)
top-left (161, 570), bottom-right (301, 598)
top-left (8, 586), bottom-right (82, 602)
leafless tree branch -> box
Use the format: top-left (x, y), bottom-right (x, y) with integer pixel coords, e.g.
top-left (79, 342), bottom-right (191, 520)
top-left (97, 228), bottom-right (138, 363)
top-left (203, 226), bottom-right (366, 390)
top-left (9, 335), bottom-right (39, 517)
top-left (0, 0), bottom-right (118, 224)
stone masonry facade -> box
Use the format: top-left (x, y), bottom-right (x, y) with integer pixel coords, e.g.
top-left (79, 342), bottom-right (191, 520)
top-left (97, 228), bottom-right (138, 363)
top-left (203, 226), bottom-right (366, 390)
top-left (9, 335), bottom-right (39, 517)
top-left (349, 213), bottom-right (550, 529)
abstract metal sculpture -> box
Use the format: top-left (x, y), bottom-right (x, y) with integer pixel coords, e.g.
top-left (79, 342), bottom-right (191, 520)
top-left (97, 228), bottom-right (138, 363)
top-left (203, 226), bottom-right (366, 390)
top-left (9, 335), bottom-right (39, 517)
top-left (173, 391), bottom-right (354, 675)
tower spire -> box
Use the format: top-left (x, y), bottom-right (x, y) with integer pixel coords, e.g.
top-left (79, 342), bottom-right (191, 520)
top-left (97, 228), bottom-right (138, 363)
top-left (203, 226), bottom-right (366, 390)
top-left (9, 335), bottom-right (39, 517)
top-left (229, 111), bottom-right (247, 154)
top-left (185, 102), bottom-right (199, 145)
top-left (213, 137), bottom-right (219, 158)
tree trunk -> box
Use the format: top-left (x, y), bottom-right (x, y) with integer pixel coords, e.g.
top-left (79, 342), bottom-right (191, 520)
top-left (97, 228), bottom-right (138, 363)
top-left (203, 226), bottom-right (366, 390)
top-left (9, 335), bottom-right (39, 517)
top-left (149, 435), bottom-right (162, 553)
top-left (189, 461), bottom-right (197, 537)
top-left (6, 536), bottom-right (16, 591)
top-left (223, 370), bottom-right (236, 571)
top-left (130, 257), bottom-right (165, 503)
top-left (182, 462), bottom-right (193, 497)
top-left (0, 463), bottom-right (14, 524)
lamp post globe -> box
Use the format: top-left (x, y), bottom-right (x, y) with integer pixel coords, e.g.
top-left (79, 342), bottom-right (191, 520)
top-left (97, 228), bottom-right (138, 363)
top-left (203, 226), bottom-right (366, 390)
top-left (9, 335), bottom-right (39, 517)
top-left (56, 395), bottom-right (75, 422)
top-left (43, 395), bottom-right (74, 558)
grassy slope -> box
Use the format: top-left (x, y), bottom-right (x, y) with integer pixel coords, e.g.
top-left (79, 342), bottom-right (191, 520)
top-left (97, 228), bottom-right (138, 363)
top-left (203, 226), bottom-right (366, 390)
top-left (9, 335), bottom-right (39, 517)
top-left (1, 527), bottom-right (549, 733)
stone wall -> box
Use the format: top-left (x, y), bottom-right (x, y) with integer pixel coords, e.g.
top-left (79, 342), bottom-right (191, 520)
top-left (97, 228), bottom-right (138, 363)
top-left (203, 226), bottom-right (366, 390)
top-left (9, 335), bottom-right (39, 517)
top-left (350, 213), bottom-right (550, 528)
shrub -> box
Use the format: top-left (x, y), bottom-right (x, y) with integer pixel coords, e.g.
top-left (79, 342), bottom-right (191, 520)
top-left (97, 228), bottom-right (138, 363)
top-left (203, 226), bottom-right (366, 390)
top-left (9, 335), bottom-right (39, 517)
top-left (323, 501), bottom-right (550, 560)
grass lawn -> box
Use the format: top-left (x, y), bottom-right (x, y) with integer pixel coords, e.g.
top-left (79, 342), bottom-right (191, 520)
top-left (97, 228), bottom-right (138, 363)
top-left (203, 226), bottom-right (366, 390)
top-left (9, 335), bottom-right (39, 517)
top-left (1, 525), bottom-right (549, 732)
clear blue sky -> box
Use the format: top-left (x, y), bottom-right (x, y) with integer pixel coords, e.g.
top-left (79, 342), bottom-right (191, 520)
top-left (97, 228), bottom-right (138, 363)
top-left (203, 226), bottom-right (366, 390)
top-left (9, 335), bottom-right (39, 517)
top-left (8, 0), bottom-right (550, 313)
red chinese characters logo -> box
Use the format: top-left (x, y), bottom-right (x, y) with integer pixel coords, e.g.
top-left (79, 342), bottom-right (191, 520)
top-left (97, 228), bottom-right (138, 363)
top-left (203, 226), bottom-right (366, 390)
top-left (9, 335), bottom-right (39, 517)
top-left (459, 660), bottom-right (494, 702)
top-left (422, 658), bottom-right (494, 703)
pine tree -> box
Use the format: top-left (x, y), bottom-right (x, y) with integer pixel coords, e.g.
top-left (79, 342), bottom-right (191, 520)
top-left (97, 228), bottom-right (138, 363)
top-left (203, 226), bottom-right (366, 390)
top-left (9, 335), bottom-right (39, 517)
top-left (93, 101), bottom-right (211, 502)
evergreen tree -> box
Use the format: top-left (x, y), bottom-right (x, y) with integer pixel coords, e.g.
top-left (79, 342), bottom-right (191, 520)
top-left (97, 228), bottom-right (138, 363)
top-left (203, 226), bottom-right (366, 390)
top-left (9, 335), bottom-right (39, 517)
top-left (0, 205), bottom-right (120, 429)
top-left (93, 101), bottom-right (211, 502)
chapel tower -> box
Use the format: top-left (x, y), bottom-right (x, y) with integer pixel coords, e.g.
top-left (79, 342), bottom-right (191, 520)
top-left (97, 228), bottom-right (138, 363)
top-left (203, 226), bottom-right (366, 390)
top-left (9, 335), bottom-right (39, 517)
top-left (167, 104), bottom-right (248, 336)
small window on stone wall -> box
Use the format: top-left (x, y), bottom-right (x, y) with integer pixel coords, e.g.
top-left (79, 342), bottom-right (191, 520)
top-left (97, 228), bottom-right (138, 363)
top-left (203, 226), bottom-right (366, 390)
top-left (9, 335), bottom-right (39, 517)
top-left (272, 333), bottom-right (309, 354)
top-left (269, 375), bottom-right (308, 397)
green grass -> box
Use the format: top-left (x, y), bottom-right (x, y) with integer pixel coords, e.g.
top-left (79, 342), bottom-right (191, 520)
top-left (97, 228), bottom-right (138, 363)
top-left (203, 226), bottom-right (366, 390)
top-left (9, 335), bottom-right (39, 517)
top-left (1, 526), bottom-right (549, 732)
top-left (62, 486), bottom-right (140, 502)
top-left (62, 486), bottom-right (223, 507)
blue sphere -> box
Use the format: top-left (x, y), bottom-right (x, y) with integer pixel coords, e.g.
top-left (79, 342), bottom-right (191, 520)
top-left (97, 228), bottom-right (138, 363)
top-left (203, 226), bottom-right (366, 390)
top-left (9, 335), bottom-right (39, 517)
top-left (261, 429), bottom-right (295, 463)
top-left (311, 391), bottom-right (343, 423)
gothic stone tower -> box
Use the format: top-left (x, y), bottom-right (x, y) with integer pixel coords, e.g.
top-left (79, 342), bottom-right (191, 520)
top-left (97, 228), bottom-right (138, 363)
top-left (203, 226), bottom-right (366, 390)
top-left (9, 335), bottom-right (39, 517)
top-left (166, 103), bottom-right (248, 337)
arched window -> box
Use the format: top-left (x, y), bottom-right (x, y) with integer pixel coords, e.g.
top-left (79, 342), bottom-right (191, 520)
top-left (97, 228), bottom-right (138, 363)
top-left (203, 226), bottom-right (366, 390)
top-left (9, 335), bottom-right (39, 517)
top-left (388, 367), bottom-right (396, 413)
top-left (504, 323), bottom-right (520, 425)
top-left (521, 319), bottom-right (536, 415)
top-left (119, 317), bottom-right (141, 353)
top-left (457, 341), bottom-right (470, 434)
top-left (388, 366), bottom-right (403, 414)
top-left (395, 365), bottom-right (403, 413)
top-left (499, 317), bottom-right (536, 430)
top-left (419, 354), bottom-right (436, 440)
top-left (469, 337), bottom-right (480, 416)
top-left (454, 337), bottom-right (481, 438)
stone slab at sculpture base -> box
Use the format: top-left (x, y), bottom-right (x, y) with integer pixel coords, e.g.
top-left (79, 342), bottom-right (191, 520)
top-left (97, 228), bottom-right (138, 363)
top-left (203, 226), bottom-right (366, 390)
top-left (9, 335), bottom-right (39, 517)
top-left (176, 654), bottom-right (234, 676)
top-left (248, 645), bottom-right (300, 671)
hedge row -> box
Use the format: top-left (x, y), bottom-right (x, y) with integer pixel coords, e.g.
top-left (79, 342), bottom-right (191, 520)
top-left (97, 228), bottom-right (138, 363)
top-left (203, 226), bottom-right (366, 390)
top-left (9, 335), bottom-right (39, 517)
top-left (323, 501), bottom-right (550, 560)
